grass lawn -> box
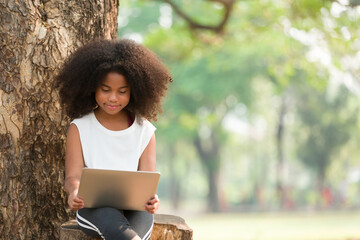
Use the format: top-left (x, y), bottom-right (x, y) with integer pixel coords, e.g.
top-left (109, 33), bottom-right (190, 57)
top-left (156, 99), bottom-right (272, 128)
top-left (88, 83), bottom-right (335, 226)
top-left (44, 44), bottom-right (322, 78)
top-left (185, 211), bottom-right (360, 240)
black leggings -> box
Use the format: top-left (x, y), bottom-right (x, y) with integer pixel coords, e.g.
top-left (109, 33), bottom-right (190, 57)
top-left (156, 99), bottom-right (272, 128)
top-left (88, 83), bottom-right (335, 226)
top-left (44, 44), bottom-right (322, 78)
top-left (77, 207), bottom-right (154, 240)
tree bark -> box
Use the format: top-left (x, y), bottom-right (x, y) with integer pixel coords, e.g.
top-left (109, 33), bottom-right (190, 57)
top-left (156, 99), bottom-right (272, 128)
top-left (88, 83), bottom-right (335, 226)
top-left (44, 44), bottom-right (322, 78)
top-left (0, 0), bottom-right (118, 239)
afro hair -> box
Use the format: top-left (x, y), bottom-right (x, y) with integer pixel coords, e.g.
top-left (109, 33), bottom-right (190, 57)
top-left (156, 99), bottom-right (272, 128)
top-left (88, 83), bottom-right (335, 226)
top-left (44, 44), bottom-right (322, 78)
top-left (55, 39), bottom-right (172, 121)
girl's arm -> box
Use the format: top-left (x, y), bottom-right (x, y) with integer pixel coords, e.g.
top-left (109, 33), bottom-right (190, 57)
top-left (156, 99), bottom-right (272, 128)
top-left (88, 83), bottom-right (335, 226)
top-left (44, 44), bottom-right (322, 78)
top-left (138, 133), bottom-right (156, 172)
top-left (64, 124), bottom-right (85, 210)
top-left (138, 133), bottom-right (159, 213)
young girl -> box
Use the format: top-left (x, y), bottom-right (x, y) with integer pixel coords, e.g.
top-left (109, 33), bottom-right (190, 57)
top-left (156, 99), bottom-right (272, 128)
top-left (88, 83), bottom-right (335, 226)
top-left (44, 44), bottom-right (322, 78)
top-left (56, 39), bottom-right (172, 240)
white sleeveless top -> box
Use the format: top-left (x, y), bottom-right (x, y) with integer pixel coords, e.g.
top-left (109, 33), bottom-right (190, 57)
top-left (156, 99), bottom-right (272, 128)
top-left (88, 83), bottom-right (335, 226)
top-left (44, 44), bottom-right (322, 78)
top-left (71, 112), bottom-right (156, 171)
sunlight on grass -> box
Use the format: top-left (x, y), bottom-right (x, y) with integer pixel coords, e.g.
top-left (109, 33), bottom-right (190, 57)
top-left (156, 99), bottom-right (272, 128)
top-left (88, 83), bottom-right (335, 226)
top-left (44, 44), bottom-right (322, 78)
top-left (185, 211), bottom-right (360, 240)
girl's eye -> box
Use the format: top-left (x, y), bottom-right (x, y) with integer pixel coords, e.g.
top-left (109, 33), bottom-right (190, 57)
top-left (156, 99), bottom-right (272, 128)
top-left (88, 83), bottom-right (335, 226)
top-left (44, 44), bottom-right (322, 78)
top-left (101, 88), bottom-right (110, 92)
top-left (119, 90), bottom-right (127, 94)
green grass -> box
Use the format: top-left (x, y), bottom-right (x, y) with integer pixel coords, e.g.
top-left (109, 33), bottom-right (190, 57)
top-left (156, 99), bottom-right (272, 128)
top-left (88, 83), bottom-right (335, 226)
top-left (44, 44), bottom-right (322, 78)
top-left (184, 211), bottom-right (360, 240)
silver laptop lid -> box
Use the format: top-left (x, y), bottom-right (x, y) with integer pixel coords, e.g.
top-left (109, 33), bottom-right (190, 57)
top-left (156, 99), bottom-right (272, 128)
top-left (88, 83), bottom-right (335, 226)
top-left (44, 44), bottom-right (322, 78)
top-left (78, 168), bottom-right (160, 211)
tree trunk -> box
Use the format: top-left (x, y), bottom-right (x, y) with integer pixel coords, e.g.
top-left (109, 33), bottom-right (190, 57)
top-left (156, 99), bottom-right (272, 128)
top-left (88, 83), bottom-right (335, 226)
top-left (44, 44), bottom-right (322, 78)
top-left (194, 132), bottom-right (221, 212)
top-left (0, 0), bottom-right (118, 239)
top-left (207, 168), bottom-right (220, 212)
top-left (276, 94), bottom-right (287, 209)
top-left (169, 144), bottom-right (181, 209)
top-left (316, 168), bottom-right (327, 209)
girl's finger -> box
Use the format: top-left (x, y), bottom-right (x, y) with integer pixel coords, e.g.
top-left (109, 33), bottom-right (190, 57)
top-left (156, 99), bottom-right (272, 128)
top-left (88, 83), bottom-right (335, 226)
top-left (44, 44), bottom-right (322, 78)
top-left (74, 199), bottom-right (84, 204)
top-left (145, 203), bottom-right (158, 212)
top-left (145, 204), bottom-right (154, 211)
top-left (148, 198), bottom-right (159, 205)
top-left (72, 204), bottom-right (84, 210)
top-left (145, 204), bottom-right (153, 209)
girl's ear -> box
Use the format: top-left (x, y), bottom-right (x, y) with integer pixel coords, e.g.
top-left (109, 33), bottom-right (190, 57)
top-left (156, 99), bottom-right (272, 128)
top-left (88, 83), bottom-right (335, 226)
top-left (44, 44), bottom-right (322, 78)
top-left (91, 93), bottom-right (97, 108)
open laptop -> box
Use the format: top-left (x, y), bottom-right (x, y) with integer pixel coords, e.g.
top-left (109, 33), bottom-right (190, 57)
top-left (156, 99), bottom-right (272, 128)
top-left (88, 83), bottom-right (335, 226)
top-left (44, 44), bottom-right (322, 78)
top-left (78, 168), bottom-right (160, 211)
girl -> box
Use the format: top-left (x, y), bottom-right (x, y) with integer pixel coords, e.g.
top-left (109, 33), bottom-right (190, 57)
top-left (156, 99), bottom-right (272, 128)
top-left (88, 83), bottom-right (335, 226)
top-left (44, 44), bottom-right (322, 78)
top-left (56, 39), bottom-right (172, 240)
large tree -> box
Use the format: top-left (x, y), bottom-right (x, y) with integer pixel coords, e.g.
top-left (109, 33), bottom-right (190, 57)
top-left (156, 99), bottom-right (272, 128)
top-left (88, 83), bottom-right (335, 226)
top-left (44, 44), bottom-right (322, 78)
top-left (0, 0), bottom-right (118, 239)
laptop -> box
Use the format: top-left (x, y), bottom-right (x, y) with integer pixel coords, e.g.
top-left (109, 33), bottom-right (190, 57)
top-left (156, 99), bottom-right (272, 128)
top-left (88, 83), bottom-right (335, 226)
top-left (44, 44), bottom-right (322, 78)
top-left (78, 168), bottom-right (160, 211)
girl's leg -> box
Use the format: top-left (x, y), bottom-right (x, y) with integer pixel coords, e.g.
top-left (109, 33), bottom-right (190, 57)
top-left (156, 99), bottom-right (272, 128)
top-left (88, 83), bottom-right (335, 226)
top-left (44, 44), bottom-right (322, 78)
top-left (124, 210), bottom-right (154, 240)
top-left (77, 207), bottom-right (138, 240)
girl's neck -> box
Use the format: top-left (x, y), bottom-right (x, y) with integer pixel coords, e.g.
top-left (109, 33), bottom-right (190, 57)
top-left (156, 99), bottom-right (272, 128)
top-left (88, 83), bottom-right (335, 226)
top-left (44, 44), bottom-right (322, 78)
top-left (94, 108), bottom-right (127, 120)
top-left (94, 109), bottom-right (130, 131)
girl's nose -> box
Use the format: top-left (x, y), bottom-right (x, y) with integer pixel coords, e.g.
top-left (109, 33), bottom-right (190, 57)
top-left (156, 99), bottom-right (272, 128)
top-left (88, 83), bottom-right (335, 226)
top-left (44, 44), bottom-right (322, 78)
top-left (109, 92), bottom-right (117, 102)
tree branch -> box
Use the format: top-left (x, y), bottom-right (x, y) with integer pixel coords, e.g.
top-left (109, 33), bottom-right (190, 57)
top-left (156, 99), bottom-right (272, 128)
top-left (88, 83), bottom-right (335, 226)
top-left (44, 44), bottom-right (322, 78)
top-left (160, 0), bottom-right (235, 34)
top-left (159, 0), bottom-right (359, 35)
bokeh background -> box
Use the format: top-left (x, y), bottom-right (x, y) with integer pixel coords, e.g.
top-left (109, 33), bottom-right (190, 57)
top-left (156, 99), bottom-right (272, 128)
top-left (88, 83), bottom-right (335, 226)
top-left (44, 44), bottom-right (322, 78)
top-left (118, 0), bottom-right (360, 239)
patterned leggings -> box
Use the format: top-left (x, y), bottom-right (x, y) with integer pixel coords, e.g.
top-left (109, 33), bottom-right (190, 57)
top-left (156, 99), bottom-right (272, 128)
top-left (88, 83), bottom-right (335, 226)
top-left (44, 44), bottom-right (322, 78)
top-left (77, 207), bottom-right (154, 240)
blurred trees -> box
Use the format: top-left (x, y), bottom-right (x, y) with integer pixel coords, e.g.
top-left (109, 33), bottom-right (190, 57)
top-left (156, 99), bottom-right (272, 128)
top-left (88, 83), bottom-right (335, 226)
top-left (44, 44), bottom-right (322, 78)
top-left (118, 0), bottom-right (360, 212)
top-left (295, 85), bottom-right (359, 206)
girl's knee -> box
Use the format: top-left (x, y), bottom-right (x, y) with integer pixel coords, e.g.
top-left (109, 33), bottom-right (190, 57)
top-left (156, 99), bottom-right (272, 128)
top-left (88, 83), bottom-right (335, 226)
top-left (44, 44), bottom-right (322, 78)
top-left (96, 208), bottom-right (137, 240)
top-left (102, 224), bottom-right (137, 240)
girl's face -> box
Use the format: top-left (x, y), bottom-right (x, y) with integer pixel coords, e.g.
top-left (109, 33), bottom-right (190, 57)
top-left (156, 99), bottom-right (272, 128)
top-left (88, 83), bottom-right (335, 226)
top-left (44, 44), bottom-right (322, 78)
top-left (95, 72), bottom-right (131, 116)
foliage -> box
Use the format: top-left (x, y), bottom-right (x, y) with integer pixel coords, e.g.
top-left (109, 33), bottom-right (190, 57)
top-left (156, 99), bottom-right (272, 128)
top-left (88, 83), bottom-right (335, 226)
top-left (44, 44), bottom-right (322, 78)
top-left (295, 86), bottom-right (359, 190)
top-left (118, 0), bottom-right (360, 211)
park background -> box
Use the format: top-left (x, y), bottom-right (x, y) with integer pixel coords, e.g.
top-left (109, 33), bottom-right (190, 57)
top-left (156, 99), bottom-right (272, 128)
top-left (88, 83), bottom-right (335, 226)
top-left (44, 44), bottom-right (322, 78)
top-left (118, 0), bottom-right (360, 239)
top-left (1, 0), bottom-right (360, 239)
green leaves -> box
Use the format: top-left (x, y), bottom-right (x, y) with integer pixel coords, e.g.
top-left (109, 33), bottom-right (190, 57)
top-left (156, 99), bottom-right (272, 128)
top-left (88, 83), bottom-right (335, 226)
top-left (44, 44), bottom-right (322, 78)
top-left (296, 86), bottom-right (358, 179)
top-left (119, 0), bottom-right (360, 209)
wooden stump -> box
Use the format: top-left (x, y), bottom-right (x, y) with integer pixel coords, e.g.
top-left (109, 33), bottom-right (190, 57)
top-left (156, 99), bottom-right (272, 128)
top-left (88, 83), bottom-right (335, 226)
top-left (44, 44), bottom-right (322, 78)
top-left (151, 214), bottom-right (193, 240)
top-left (59, 214), bottom-right (193, 240)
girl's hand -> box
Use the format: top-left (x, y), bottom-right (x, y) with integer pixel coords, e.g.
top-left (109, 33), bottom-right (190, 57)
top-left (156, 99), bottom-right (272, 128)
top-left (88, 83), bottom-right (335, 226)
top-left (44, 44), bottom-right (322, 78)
top-left (68, 192), bottom-right (85, 211)
top-left (144, 194), bottom-right (160, 214)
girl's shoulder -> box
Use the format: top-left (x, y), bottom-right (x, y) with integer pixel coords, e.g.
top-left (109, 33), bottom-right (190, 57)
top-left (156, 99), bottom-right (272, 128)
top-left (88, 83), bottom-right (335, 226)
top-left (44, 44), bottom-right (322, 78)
top-left (137, 117), bottom-right (156, 133)
top-left (70, 112), bottom-right (94, 126)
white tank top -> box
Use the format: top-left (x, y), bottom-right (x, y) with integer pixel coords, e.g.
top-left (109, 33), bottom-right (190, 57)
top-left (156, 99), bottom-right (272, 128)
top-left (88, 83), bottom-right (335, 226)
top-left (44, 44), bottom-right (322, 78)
top-left (71, 112), bottom-right (156, 171)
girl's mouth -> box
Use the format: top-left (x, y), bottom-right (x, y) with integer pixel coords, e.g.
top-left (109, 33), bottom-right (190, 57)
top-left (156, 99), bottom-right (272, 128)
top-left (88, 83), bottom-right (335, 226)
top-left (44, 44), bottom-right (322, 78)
top-left (106, 104), bottom-right (119, 110)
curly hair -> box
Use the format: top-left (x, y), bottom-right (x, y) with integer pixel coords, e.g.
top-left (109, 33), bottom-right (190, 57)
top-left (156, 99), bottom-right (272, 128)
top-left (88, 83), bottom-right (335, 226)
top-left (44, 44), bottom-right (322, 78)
top-left (55, 39), bottom-right (172, 121)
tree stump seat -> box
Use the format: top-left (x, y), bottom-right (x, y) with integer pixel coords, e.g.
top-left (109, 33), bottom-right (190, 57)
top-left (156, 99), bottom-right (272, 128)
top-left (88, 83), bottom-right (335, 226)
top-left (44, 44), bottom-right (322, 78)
top-left (60, 214), bottom-right (193, 240)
